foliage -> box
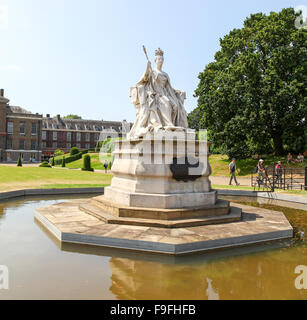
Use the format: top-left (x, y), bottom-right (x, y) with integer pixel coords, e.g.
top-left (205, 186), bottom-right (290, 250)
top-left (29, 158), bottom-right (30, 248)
top-left (61, 156), bottom-right (66, 167)
top-left (39, 161), bottom-right (52, 168)
top-left (63, 114), bottom-right (82, 119)
top-left (54, 149), bottom-right (65, 157)
top-left (193, 8), bottom-right (307, 158)
top-left (188, 107), bottom-right (203, 131)
top-left (82, 154), bottom-right (94, 172)
top-left (54, 153), bottom-right (112, 170)
top-left (17, 155), bottom-right (22, 167)
top-left (53, 149), bottom-right (88, 166)
top-left (70, 147), bottom-right (79, 156)
top-left (50, 157), bottom-right (55, 166)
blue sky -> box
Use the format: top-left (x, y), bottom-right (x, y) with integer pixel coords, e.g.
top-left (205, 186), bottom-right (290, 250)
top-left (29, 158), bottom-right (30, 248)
top-left (0, 0), bottom-right (305, 122)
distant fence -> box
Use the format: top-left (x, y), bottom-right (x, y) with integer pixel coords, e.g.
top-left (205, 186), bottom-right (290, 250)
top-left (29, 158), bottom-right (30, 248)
top-left (251, 166), bottom-right (307, 192)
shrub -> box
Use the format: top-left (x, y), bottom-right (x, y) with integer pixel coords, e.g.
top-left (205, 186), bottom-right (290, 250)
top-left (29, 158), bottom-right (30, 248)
top-left (17, 155), bottom-right (22, 167)
top-left (50, 157), bottom-right (55, 166)
top-left (39, 161), bottom-right (52, 168)
top-left (61, 156), bottom-right (66, 167)
top-left (70, 147), bottom-right (79, 156)
top-left (54, 149), bottom-right (65, 157)
top-left (107, 160), bottom-right (112, 170)
top-left (82, 154), bottom-right (94, 171)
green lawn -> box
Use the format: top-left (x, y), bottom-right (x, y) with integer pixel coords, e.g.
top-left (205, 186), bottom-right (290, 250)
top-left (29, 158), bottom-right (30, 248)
top-left (0, 166), bottom-right (112, 192)
top-left (54, 153), bottom-right (113, 170)
top-left (209, 154), bottom-right (307, 177)
top-left (42, 184), bottom-right (108, 189)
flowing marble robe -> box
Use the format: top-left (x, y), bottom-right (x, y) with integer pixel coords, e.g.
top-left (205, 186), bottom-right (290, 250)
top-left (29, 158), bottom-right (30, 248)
top-left (128, 66), bottom-right (188, 139)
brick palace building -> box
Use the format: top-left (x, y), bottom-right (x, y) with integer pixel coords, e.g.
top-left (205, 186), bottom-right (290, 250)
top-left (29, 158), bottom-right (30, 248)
top-left (0, 89), bottom-right (43, 162)
top-left (0, 89), bottom-right (131, 162)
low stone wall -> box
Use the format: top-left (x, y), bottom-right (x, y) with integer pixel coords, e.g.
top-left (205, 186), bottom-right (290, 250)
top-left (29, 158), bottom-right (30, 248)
top-left (216, 189), bottom-right (307, 205)
top-left (0, 188), bottom-right (104, 201)
top-left (0, 187), bottom-right (305, 205)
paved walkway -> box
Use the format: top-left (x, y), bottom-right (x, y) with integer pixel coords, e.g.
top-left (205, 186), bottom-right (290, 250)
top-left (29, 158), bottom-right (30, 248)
top-left (210, 176), bottom-right (251, 187)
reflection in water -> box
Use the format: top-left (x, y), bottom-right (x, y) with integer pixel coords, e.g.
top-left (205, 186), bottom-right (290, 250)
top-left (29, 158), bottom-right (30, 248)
top-left (206, 278), bottom-right (219, 300)
top-left (0, 195), bottom-right (306, 300)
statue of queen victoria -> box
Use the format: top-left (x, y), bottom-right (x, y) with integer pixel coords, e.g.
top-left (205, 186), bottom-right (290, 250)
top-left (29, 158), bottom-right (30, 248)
top-left (128, 47), bottom-right (189, 139)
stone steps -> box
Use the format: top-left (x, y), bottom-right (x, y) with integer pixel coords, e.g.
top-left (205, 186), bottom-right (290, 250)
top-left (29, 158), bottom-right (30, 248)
top-left (79, 203), bottom-right (242, 228)
top-left (90, 196), bottom-right (230, 220)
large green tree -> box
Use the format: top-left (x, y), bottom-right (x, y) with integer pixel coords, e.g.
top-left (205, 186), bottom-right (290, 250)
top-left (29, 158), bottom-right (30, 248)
top-left (193, 8), bottom-right (306, 158)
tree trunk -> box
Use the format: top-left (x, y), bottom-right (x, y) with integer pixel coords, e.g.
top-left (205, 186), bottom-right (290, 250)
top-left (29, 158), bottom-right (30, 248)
top-left (272, 133), bottom-right (284, 156)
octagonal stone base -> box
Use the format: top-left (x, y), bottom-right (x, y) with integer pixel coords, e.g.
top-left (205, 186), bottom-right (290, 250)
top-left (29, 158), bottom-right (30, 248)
top-left (35, 200), bottom-right (293, 255)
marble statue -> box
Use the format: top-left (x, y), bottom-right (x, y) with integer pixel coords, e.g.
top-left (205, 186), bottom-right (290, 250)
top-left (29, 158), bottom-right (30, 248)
top-left (128, 47), bottom-right (189, 139)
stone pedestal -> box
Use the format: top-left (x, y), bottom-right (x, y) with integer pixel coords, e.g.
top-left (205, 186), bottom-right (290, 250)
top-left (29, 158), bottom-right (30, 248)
top-left (103, 133), bottom-right (216, 210)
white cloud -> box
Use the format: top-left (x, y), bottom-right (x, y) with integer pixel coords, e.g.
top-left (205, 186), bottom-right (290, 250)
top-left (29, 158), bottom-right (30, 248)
top-left (0, 4), bottom-right (8, 30)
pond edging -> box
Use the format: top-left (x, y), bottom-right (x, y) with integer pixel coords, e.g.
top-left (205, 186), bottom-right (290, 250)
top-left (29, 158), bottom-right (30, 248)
top-left (0, 187), bottom-right (306, 205)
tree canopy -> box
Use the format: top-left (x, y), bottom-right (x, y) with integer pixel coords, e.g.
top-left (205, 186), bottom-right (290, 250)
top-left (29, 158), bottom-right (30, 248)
top-left (63, 114), bottom-right (82, 119)
top-left (192, 8), bottom-right (306, 158)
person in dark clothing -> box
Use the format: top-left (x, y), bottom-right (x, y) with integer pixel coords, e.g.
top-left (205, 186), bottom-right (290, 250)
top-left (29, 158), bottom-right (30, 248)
top-left (229, 158), bottom-right (240, 186)
top-left (275, 161), bottom-right (283, 186)
top-left (103, 160), bottom-right (108, 173)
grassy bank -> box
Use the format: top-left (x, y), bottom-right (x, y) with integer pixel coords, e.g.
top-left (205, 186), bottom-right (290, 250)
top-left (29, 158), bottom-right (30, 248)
top-left (210, 154), bottom-right (307, 177)
top-left (0, 166), bottom-right (112, 192)
top-left (54, 153), bottom-right (112, 170)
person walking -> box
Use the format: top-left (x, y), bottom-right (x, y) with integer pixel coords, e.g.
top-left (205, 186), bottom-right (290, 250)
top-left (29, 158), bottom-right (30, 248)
top-left (229, 158), bottom-right (240, 186)
top-left (257, 159), bottom-right (266, 186)
top-left (275, 161), bottom-right (283, 186)
top-left (103, 160), bottom-right (108, 173)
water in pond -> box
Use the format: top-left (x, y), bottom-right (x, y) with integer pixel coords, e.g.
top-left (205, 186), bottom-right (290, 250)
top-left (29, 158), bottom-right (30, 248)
top-left (0, 195), bottom-right (306, 300)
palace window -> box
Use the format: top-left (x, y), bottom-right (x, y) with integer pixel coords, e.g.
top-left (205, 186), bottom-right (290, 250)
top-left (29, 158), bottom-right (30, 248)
top-left (7, 139), bottom-right (12, 149)
top-left (76, 132), bottom-right (81, 141)
top-left (31, 140), bottom-right (36, 150)
top-left (19, 140), bottom-right (25, 150)
top-left (67, 132), bottom-right (71, 141)
top-left (53, 132), bottom-right (57, 140)
top-left (20, 122), bottom-right (25, 134)
top-left (7, 122), bottom-right (13, 134)
top-left (42, 131), bottom-right (47, 140)
top-left (31, 123), bottom-right (37, 135)
top-left (85, 133), bottom-right (90, 141)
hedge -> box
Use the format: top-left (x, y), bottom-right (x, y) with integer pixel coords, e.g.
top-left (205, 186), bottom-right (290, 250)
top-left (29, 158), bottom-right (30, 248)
top-left (39, 161), bottom-right (52, 168)
top-left (51, 150), bottom-right (88, 166)
top-left (17, 155), bottom-right (22, 167)
top-left (82, 154), bottom-right (94, 172)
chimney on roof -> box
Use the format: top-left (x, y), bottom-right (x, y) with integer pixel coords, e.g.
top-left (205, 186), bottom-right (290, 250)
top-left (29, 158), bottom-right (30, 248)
top-left (0, 89), bottom-right (4, 97)
top-left (46, 114), bottom-right (50, 118)
top-left (56, 114), bottom-right (61, 121)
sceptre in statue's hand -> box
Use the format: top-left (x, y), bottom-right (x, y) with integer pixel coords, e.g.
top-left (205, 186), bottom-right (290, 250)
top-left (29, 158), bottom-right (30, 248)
top-left (142, 45), bottom-right (152, 71)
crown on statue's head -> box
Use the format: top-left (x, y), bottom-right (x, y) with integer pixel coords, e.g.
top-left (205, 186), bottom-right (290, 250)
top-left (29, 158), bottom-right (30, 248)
top-left (155, 48), bottom-right (164, 57)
